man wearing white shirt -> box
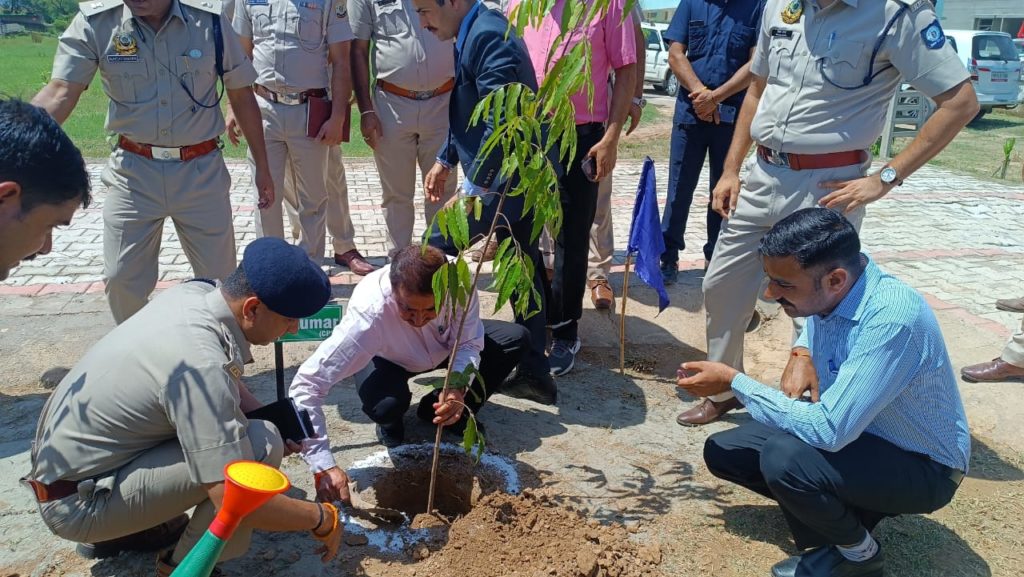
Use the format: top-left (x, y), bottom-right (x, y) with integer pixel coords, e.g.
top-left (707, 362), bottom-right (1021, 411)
top-left (290, 244), bottom-right (529, 502)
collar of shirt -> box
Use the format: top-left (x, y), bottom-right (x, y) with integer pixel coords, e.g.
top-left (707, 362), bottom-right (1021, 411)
top-left (820, 255), bottom-right (877, 323)
top-left (205, 287), bottom-right (254, 364)
top-left (455, 1), bottom-right (482, 58)
top-left (121, 0), bottom-right (188, 32)
top-left (809, 0), bottom-right (858, 10)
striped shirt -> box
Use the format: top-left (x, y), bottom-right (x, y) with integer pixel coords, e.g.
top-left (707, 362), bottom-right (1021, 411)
top-left (731, 257), bottom-right (971, 472)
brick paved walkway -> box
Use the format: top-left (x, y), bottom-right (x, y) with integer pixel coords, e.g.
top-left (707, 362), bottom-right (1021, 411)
top-left (4, 159), bottom-right (1023, 338)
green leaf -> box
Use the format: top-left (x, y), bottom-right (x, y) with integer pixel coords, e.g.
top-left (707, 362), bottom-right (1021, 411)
top-left (432, 266), bottom-right (448, 314)
top-left (473, 194), bottom-right (483, 221)
top-left (462, 416), bottom-right (477, 455)
top-left (437, 206), bottom-right (449, 241)
top-left (457, 257), bottom-right (472, 297)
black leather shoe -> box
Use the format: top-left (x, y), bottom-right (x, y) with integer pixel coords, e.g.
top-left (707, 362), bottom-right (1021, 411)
top-left (375, 423), bottom-right (404, 448)
top-left (76, 514), bottom-right (189, 559)
top-left (771, 545), bottom-right (884, 577)
top-left (502, 369), bottom-right (557, 405)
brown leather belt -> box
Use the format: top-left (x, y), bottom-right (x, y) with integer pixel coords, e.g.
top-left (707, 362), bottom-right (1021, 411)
top-left (118, 135), bottom-right (219, 162)
top-left (377, 78), bottom-right (455, 101)
top-left (757, 145), bottom-right (867, 171)
top-left (254, 84), bottom-right (327, 105)
top-left (21, 478), bottom-right (78, 503)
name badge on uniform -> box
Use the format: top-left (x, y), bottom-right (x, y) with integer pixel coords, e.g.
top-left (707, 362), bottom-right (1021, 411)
top-left (921, 19), bottom-right (945, 50)
top-left (247, 0), bottom-right (269, 5)
top-left (769, 27), bottom-right (794, 39)
top-left (107, 54), bottom-right (141, 62)
top-left (299, 1), bottom-right (319, 9)
top-left (375, 0), bottom-right (396, 5)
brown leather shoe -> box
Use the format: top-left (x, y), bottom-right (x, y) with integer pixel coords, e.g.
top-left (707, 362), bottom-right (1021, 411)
top-left (77, 514), bottom-right (189, 559)
top-left (334, 249), bottom-right (376, 276)
top-left (676, 397), bottom-right (742, 426)
top-left (996, 297), bottom-right (1024, 313)
top-left (961, 358), bottom-right (1024, 383)
top-left (469, 240), bottom-right (498, 263)
top-left (589, 279), bottom-right (614, 310)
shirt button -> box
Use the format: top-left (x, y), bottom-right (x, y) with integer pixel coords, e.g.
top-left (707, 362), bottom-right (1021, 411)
top-left (160, 99), bottom-right (168, 106)
top-left (161, 129), bottom-right (169, 135)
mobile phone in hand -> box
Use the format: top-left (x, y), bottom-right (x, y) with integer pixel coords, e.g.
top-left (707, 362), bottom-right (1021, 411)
top-left (718, 103), bottom-right (737, 124)
top-left (581, 155), bottom-right (598, 182)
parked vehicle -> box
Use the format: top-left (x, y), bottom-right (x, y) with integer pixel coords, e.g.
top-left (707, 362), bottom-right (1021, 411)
top-left (944, 30), bottom-right (1021, 122)
top-left (642, 23), bottom-right (677, 97)
top-left (1014, 38), bottom-right (1024, 103)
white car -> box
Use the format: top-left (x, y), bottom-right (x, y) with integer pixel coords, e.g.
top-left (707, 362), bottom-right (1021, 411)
top-left (642, 23), bottom-right (678, 97)
top-left (944, 29), bottom-right (1021, 121)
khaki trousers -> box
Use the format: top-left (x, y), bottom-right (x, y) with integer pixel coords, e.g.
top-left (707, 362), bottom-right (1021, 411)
top-left (372, 86), bottom-right (456, 252)
top-left (284, 144), bottom-right (356, 255)
top-left (101, 148), bottom-right (236, 324)
top-left (588, 174), bottom-right (614, 280)
top-left (702, 154), bottom-right (866, 402)
top-left (38, 420), bottom-right (283, 564)
top-left (1002, 315), bottom-right (1024, 368)
top-left (252, 96), bottom-right (330, 260)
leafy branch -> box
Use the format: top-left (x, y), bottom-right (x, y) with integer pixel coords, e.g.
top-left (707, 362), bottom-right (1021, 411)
top-left (422, 0), bottom-right (630, 518)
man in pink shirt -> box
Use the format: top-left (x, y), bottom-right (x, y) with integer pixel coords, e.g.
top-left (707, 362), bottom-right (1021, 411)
top-left (289, 244), bottom-right (529, 502)
top-left (512, 0), bottom-right (638, 375)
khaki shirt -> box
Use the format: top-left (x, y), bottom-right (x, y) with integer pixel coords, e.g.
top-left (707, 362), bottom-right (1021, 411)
top-left (234, 0), bottom-right (354, 92)
top-left (347, 0), bottom-right (453, 91)
top-left (52, 0), bottom-right (257, 147)
top-left (31, 282), bottom-right (255, 486)
top-left (750, 0), bottom-right (968, 154)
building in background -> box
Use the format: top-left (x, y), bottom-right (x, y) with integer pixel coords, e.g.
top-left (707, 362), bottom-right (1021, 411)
top-left (942, 0), bottom-right (1023, 37)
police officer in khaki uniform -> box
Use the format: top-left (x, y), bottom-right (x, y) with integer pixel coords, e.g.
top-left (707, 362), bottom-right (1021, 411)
top-left (231, 0), bottom-right (354, 261)
top-left (678, 0), bottom-right (980, 425)
top-left (349, 0), bottom-right (456, 254)
top-left (22, 238), bottom-right (341, 570)
top-left (33, 0), bottom-right (274, 324)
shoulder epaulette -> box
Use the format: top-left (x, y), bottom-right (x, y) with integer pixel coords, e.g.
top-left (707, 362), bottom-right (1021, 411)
top-left (79, 0), bottom-right (123, 18)
top-left (180, 0), bottom-right (223, 15)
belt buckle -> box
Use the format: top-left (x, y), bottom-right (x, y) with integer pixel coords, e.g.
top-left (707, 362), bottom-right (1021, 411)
top-left (281, 92), bottom-right (304, 105)
top-left (150, 146), bottom-right (181, 161)
top-left (412, 89), bottom-right (433, 101)
top-left (768, 148), bottom-right (790, 168)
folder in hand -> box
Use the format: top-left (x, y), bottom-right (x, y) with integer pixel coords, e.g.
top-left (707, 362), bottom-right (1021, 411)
top-left (306, 96), bottom-right (351, 142)
top-left (245, 398), bottom-right (315, 444)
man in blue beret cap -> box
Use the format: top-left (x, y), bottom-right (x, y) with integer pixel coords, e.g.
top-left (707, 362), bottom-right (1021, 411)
top-left (23, 237), bottom-right (343, 573)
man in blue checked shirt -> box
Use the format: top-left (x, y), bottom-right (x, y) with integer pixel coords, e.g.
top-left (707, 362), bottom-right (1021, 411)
top-left (678, 208), bottom-right (969, 577)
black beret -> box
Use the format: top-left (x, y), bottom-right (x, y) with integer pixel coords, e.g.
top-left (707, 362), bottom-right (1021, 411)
top-left (242, 238), bottom-right (331, 318)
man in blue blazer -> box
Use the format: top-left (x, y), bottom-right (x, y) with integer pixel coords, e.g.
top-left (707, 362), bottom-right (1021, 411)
top-left (415, 0), bottom-right (557, 405)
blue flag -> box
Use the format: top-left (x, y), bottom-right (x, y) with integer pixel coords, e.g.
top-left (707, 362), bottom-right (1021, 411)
top-left (627, 157), bottom-right (670, 312)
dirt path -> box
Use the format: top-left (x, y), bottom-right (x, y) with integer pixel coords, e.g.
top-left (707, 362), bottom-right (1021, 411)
top-left (0, 278), bottom-right (1022, 576)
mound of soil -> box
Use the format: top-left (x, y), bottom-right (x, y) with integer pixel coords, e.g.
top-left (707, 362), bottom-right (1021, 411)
top-left (406, 489), bottom-right (664, 577)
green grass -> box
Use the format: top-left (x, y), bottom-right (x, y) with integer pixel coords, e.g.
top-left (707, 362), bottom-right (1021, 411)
top-left (890, 108), bottom-right (1024, 183)
top-left (0, 35), bottom-right (373, 159)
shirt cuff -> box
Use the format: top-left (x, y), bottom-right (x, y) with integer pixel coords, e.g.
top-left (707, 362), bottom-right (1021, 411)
top-left (303, 443), bottom-right (338, 473)
top-left (436, 157), bottom-right (454, 170)
top-left (729, 372), bottom-right (760, 406)
top-left (461, 179), bottom-right (486, 196)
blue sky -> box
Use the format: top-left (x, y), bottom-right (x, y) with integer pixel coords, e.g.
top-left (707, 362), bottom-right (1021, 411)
top-left (641, 0), bottom-right (680, 9)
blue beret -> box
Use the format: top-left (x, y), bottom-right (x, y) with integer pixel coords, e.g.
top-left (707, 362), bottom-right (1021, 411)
top-left (242, 238), bottom-right (331, 318)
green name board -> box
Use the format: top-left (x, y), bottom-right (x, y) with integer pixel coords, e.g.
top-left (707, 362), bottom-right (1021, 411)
top-left (277, 304), bottom-right (343, 342)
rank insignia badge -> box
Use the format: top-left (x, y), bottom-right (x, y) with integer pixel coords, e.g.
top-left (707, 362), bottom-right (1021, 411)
top-left (781, 0), bottom-right (803, 24)
top-left (335, 1), bottom-right (347, 18)
top-left (114, 31), bottom-right (137, 56)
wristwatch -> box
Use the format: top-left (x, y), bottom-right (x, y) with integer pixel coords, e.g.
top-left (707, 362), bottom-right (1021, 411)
top-left (879, 165), bottom-right (902, 186)
top-left (631, 96), bottom-right (647, 109)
